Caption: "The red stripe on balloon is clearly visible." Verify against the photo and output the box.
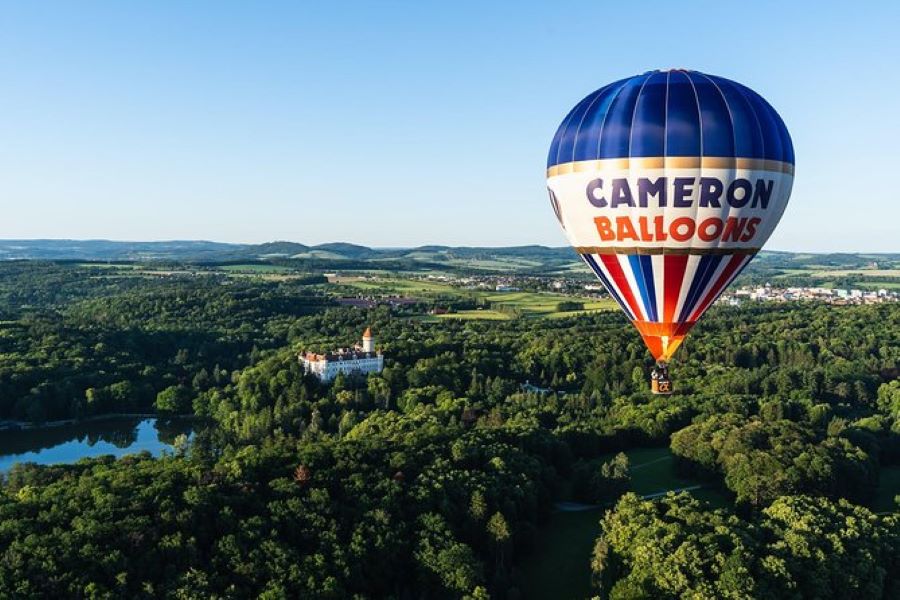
[599,254,644,321]
[663,254,689,323]
[688,254,747,321]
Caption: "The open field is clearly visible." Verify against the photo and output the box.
[484,291,607,311]
[625,447,725,506]
[331,277,458,294]
[771,268,812,277]
[81,263,330,283]
[434,309,511,320]
[217,264,299,273]
[519,508,601,600]
[860,281,900,290]
[444,257,545,271]
[807,269,900,277]
[873,466,900,513]
[333,276,617,319]
[370,252,547,271]
[77,263,143,269]
[441,292,617,320]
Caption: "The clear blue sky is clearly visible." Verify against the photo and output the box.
[1,1,897,251]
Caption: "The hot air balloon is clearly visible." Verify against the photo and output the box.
[547,69,794,394]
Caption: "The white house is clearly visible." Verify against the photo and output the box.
[300,327,384,382]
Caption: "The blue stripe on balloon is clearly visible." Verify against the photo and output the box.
[664,70,701,156]
[754,91,794,165]
[686,71,734,158]
[582,254,634,320]
[550,88,607,167]
[628,254,658,322]
[678,255,723,323]
[707,75,766,160]
[598,74,650,159]
[629,71,667,157]
[737,82,784,163]
[572,79,631,162]
[639,254,658,321]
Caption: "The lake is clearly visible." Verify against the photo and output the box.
[0,417,193,472]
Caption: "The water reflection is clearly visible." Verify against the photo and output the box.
[0,418,194,472]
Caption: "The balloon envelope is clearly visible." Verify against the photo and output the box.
[547,69,794,361]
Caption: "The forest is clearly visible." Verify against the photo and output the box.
[0,261,898,598]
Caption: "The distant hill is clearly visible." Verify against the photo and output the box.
[0,239,577,266]
[0,239,897,277]
[250,241,310,257]
[0,240,238,261]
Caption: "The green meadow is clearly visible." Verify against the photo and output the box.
[333,276,617,319]
[873,466,900,513]
[217,264,299,273]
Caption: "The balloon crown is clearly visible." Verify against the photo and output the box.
[547,70,793,168]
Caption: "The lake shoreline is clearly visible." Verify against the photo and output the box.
[0,416,197,473]
[0,412,194,432]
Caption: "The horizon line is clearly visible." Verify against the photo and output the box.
[0,237,897,255]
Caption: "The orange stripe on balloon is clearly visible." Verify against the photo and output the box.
[632,321,696,362]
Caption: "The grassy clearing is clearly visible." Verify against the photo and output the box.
[435,310,511,320]
[859,281,900,290]
[444,257,545,271]
[872,465,900,513]
[334,277,457,294]
[493,292,613,316]
[544,305,616,319]
[336,277,617,320]
[484,291,616,319]
[519,508,602,600]
[217,264,297,273]
[612,447,728,507]
[289,250,346,260]
[772,268,811,277]
[808,269,900,277]
[77,263,142,270]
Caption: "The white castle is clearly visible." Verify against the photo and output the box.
[300,327,384,382]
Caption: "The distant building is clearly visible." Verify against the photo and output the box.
[520,381,552,395]
[300,327,384,382]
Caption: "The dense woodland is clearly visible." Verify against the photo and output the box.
[0,262,898,598]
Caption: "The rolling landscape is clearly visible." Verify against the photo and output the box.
[2,238,898,281]
[3,1,899,598]
[0,245,898,598]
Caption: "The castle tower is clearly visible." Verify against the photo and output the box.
[361,327,374,353]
